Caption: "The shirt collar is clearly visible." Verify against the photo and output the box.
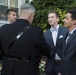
[50,25,59,32]
[69,28,76,34]
[6,21,9,24]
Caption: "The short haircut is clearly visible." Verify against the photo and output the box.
[67,9,76,20]
[6,8,17,16]
[20,3,36,14]
[48,10,60,18]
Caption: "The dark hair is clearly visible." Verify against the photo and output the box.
[67,9,76,20]
[6,8,17,16]
[48,10,59,18]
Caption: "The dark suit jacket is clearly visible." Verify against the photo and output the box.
[0,19,50,75]
[61,30,76,75]
[44,26,68,72]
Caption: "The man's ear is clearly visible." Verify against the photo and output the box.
[73,20,76,25]
[28,13,31,19]
[7,14,9,18]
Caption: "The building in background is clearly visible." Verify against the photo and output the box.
[0,0,27,26]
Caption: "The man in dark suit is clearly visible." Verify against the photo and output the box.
[0,3,50,75]
[60,9,76,75]
[44,10,68,75]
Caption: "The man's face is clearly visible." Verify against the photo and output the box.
[7,11,17,23]
[48,13,59,27]
[63,13,73,29]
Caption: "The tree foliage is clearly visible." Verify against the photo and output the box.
[31,0,76,30]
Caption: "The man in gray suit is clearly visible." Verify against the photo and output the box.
[44,10,68,75]
[60,9,76,75]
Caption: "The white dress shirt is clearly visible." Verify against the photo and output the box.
[66,28,76,43]
[50,25,61,60]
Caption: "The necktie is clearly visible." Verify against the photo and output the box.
[51,28,58,32]
[66,33,71,43]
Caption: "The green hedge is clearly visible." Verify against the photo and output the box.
[31,0,76,31]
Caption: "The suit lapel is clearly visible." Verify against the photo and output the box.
[64,30,76,53]
[56,26,62,46]
[63,32,69,53]
[47,30,54,47]
[63,42,66,53]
